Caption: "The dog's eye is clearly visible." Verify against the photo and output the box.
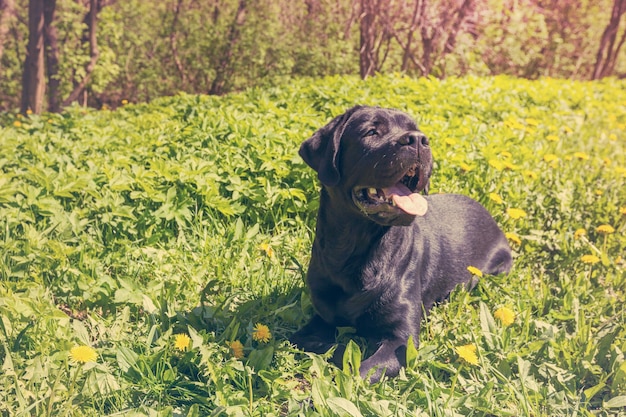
[364,129,378,137]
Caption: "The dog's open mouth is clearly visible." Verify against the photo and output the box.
[353,164,428,217]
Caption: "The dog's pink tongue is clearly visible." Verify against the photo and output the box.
[384,184,428,216]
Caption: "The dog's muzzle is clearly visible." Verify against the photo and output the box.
[352,162,429,220]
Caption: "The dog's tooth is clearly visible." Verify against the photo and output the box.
[368,188,378,196]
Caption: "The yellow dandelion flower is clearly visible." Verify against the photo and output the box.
[507,208,527,220]
[455,344,479,366]
[500,151,512,159]
[603,158,612,166]
[523,170,538,179]
[489,193,504,205]
[563,126,573,134]
[574,228,586,239]
[494,307,515,326]
[259,243,275,258]
[445,137,458,146]
[596,225,615,235]
[608,133,617,141]
[580,254,600,265]
[69,345,97,363]
[489,159,505,171]
[573,152,589,161]
[121,99,129,105]
[620,206,626,216]
[229,340,244,359]
[525,118,539,126]
[543,154,558,163]
[546,134,559,142]
[252,323,272,343]
[460,163,474,172]
[505,232,521,246]
[467,266,483,278]
[25,108,33,115]
[595,190,603,196]
[13,120,22,127]
[174,333,191,351]
[503,161,518,171]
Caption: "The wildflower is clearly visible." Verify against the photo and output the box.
[121,99,129,105]
[505,232,521,246]
[608,133,617,142]
[69,345,97,363]
[574,228,586,239]
[489,193,504,205]
[259,242,274,258]
[467,266,483,278]
[545,134,559,142]
[507,208,527,220]
[494,307,515,326]
[621,206,626,216]
[603,158,612,166]
[229,340,244,359]
[252,323,272,343]
[525,118,539,126]
[460,163,474,172]
[596,225,615,235]
[25,108,33,115]
[580,254,600,265]
[563,126,573,134]
[573,152,590,161]
[543,154,558,163]
[503,161,518,171]
[500,151,512,159]
[13,121,21,127]
[595,190,603,196]
[444,137,458,146]
[455,344,479,366]
[523,170,538,180]
[174,333,191,351]
[489,159,505,171]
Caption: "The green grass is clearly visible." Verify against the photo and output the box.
[0,74,625,416]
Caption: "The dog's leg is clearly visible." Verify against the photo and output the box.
[290,314,337,354]
[360,338,408,382]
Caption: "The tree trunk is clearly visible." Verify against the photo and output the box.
[593,0,626,79]
[62,0,100,107]
[209,0,248,95]
[170,0,187,87]
[21,0,45,114]
[359,0,378,79]
[44,0,60,112]
[0,0,16,65]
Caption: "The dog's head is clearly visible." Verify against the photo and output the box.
[300,106,433,226]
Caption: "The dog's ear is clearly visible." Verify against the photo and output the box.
[299,106,362,187]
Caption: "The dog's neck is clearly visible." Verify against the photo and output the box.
[313,188,388,271]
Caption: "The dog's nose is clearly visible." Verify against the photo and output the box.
[399,133,429,147]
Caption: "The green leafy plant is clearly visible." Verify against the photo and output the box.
[0,74,624,416]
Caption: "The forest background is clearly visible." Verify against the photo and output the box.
[1,0,626,114]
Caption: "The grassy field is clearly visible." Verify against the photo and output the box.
[0,75,625,416]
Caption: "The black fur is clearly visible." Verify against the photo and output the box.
[291,106,512,382]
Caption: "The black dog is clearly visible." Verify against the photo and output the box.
[291,106,512,382]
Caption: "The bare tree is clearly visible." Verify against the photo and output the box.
[593,0,626,79]
[359,0,394,78]
[21,0,45,114]
[62,0,100,107]
[209,0,248,95]
[44,0,60,112]
[170,0,187,86]
[0,0,16,65]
